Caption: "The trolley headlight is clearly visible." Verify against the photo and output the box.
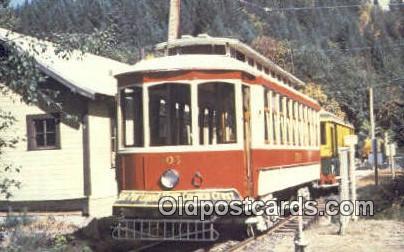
[160,169,179,189]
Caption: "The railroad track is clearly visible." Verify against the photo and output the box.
[226,216,298,252]
[217,203,326,252]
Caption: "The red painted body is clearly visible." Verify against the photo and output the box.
[118,150,247,195]
[118,149,320,198]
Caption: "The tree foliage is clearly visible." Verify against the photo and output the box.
[1,0,403,145]
[302,82,347,119]
[0,105,21,199]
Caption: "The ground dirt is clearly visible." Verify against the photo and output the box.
[1,170,403,251]
[273,170,404,252]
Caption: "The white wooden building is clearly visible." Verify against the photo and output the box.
[0,28,131,217]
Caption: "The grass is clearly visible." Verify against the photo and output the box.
[0,212,91,252]
[357,172,404,221]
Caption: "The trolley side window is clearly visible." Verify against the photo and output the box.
[264,89,274,144]
[149,84,192,146]
[121,87,144,147]
[320,122,326,145]
[198,82,237,145]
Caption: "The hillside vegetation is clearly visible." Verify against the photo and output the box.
[4,0,404,145]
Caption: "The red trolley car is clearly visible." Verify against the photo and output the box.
[112,34,321,241]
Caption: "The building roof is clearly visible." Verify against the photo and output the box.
[0,28,132,98]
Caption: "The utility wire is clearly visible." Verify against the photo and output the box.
[293,43,404,53]
[238,0,404,12]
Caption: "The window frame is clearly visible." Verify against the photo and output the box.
[198,82,238,145]
[148,83,193,147]
[26,113,61,151]
[121,86,144,147]
[320,122,327,145]
[118,81,244,152]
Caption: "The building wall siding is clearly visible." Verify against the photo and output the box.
[0,88,85,201]
[87,100,118,216]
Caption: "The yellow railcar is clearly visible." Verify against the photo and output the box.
[319,110,354,185]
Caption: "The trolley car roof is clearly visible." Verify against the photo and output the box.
[320,110,354,129]
[115,54,253,75]
[116,54,320,109]
[154,35,306,87]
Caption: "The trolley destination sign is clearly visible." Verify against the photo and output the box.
[114,189,242,207]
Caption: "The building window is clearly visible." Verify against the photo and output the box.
[27,113,61,151]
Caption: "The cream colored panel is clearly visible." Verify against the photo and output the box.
[258,164,320,196]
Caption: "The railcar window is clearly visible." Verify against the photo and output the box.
[273,93,279,144]
[263,89,270,144]
[320,122,326,145]
[167,45,226,55]
[198,83,237,144]
[213,45,226,55]
[264,89,275,144]
[298,104,304,146]
[330,126,336,155]
[304,107,309,146]
[308,108,312,146]
[288,99,294,145]
[280,97,287,145]
[149,84,192,146]
[236,51,245,62]
[230,48,236,58]
[168,48,178,55]
[248,58,254,67]
[285,98,290,145]
[294,102,299,146]
[313,110,318,146]
[180,45,211,54]
[121,87,144,147]
[264,91,268,142]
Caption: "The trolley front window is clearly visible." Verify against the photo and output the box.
[149,83,192,146]
[198,82,237,144]
[121,87,144,147]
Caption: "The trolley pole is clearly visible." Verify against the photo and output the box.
[369,87,378,185]
[168,0,181,42]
